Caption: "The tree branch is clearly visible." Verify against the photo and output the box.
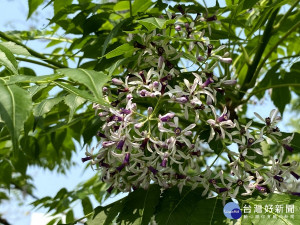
[0,216,11,225]
[16,57,58,70]
[0,31,67,69]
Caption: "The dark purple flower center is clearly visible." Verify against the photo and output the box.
[148,166,158,175]
[207,44,213,56]
[290,171,300,180]
[209,179,217,185]
[190,151,201,157]
[123,153,130,165]
[283,144,293,153]
[106,185,114,194]
[218,114,228,122]
[240,128,246,135]
[116,140,125,150]
[239,155,245,162]
[265,117,271,125]
[216,187,228,193]
[97,132,107,138]
[81,156,92,163]
[247,138,255,146]
[237,179,244,186]
[206,15,217,22]
[140,138,149,150]
[255,185,267,193]
[161,158,168,167]
[174,127,182,136]
[175,173,186,179]
[157,46,165,56]
[120,108,131,115]
[273,175,284,182]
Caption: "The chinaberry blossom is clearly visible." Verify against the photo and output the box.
[81,11,298,205]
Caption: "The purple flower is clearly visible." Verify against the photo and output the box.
[283,144,293,152]
[160,158,168,167]
[217,113,228,123]
[97,132,106,138]
[120,108,131,114]
[202,77,214,88]
[273,175,284,182]
[175,25,181,31]
[207,44,213,57]
[175,173,186,180]
[255,185,267,193]
[148,166,158,175]
[160,112,175,122]
[219,57,232,64]
[123,153,130,165]
[112,78,123,85]
[175,96,188,104]
[116,140,125,150]
[140,138,149,150]
[103,141,115,148]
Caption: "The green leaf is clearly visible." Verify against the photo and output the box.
[82,197,93,215]
[0,81,32,150]
[57,68,110,105]
[155,186,225,225]
[0,160,12,188]
[132,0,153,16]
[64,94,86,122]
[33,97,64,117]
[96,18,131,68]
[83,116,102,144]
[137,17,166,31]
[116,185,161,224]
[241,194,300,224]
[140,185,161,225]
[7,74,61,84]
[0,44,18,74]
[54,0,72,14]
[105,43,135,59]
[239,0,260,11]
[87,206,108,225]
[0,42,31,56]
[53,81,105,104]
[271,85,291,115]
[27,0,44,19]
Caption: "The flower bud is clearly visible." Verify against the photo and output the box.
[175,25,181,31]
[219,57,232,64]
[112,78,123,85]
[147,107,153,115]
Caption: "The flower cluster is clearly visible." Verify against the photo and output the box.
[82,10,299,204]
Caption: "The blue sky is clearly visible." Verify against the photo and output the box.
[0,0,296,224]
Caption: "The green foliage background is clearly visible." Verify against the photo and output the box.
[0,0,299,224]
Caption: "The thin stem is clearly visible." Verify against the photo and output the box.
[33,36,73,43]
[242,83,300,104]
[0,31,67,69]
[16,57,58,69]
[209,148,225,168]
[129,0,133,17]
